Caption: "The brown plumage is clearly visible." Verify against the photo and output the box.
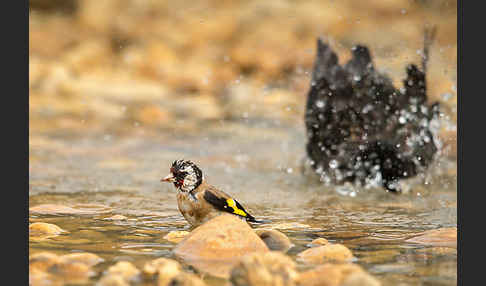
[161,160,258,227]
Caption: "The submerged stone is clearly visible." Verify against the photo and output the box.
[304,29,440,192]
[405,227,457,248]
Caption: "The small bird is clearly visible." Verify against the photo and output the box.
[161,159,260,227]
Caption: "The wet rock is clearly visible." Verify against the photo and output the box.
[30,252,61,273]
[29,252,101,285]
[166,272,206,286]
[142,257,206,286]
[173,213,269,278]
[29,203,112,215]
[48,260,94,280]
[297,244,354,264]
[97,275,130,286]
[296,263,380,286]
[29,269,58,286]
[405,227,457,248]
[255,229,293,252]
[164,230,190,243]
[142,257,181,280]
[29,222,67,237]
[230,251,298,286]
[58,252,104,267]
[309,238,329,247]
[104,214,128,221]
[304,30,440,192]
[99,261,141,286]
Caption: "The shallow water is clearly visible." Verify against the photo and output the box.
[29,119,457,285]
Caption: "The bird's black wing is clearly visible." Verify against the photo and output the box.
[203,190,257,222]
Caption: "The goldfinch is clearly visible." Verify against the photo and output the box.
[161,159,260,227]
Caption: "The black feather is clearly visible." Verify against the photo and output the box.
[203,190,257,222]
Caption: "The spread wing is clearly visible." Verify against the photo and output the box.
[203,189,256,222]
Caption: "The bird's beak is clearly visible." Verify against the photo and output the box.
[161,173,176,183]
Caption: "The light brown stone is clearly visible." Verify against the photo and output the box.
[230,251,298,286]
[173,213,269,278]
[297,244,354,264]
[163,230,190,243]
[29,252,100,285]
[29,222,67,237]
[59,252,104,267]
[296,264,380,286]
[104,215,128,221]
[101,261,141,284]
[255,229,293,252]
[29,252,60,273]
[310,238,329,247]
[165,272,206,286]
[142,257,181,281]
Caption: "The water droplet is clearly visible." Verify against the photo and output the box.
[286,168,293,174]
[329,159,339,169]
[315,100,325,108]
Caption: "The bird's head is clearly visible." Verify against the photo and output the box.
[161,160,203,192]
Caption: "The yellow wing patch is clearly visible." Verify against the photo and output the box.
[226,199,247,217]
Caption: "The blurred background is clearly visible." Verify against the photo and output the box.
[29,0,456,150]
[29,1,457,285]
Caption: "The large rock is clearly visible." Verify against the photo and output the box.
[173,213,269,278]
[304,30,440,192]
[230,251,298,286]
[297,244,354,264]
[296,263,381,286]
